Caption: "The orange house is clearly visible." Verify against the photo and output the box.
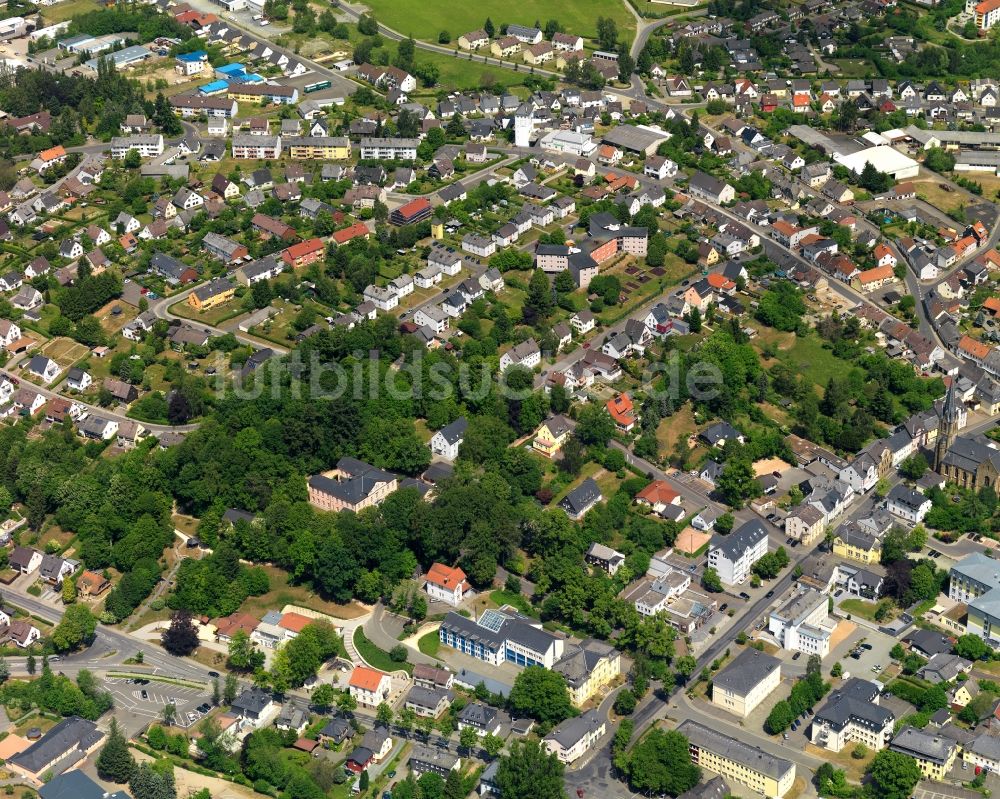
[606,393,637,432]
[282,238,325,268]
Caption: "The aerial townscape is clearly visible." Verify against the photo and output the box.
[5,0,1000,797]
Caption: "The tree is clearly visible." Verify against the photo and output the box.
[161,610,199,656]
[129,762,176,799]
[765,699,796,734]
[228,630,265,672]
[955,634,991,661]
[26,654,35,675]
[525,268,554,320]
[459,725,478,753]
[717,459,762,507]
[97,718,136,783]
[701,567,723,593]
[575,404,615,446]
[312,683,336,712]
[596,16,618,50]
[483,732,504,758]
[899,453,928,480]
[868,749,922,799]
[62,575,77,604]
[624,729,700,796]
[376,702,394,726]
[508,666,573,724]
[52,604,97,652]
[224,673,238,705]
[484,17,495,37]
[495,740,565,799]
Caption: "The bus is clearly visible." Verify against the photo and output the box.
[304,80,331,93]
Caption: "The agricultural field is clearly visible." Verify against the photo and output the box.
[358,0,635,46]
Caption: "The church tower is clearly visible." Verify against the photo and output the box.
[934,379,961,473]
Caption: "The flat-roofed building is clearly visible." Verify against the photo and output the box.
[768,588,834,657]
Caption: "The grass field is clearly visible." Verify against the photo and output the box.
[755,328,860,389]
[411,50,527,93]
[359,0,635,45]
[40,0,101,23]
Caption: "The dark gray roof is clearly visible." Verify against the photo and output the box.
[890,726,957,765]
[231,687,273,715]
[308,458,396,505]
[39,770,130,799]
[436,417,468,445]
[814,678,892,732]
[405,685,452,709]
[560,477,602,516]
[10,716,103,773]
[677,776,731,799]
[457,702,498,728]
[711,519,768,561]
[712,647,780,696]
[544,709,603,749]
[678,720,793,780]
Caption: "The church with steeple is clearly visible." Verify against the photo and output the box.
[936,379,1000,491]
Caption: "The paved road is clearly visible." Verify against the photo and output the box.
[0,364,199,434]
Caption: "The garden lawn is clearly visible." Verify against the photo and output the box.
[489,589,537,617]
[360,0,635,45]
[417,630,440,657]
[354,627,413,674]
[838,598,879,621]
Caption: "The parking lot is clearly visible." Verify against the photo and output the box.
[104,676,212,731]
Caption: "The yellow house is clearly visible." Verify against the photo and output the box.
[711,648,782,718]
[832,528,881,565]
[949,680,977,708]
[284,137,351,160]
[679,720,795,799]
[890,727,957,781]
[553,640,621,707]
[188,278,236,311]
[431,219,444,240]
[532,414,574,458]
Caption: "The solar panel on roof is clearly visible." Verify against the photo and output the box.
[477,609,507,633]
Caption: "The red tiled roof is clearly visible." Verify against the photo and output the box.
[349,666,388,692]
[636,480,680,506]
[426,563,468,590]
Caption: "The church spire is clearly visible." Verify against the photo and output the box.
[934,379,960,472]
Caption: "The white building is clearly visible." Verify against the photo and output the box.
[499,338,541,371]
[885,485,932,524]
[424,563,470,607]
[811,679,894,753]
[110,134,164,159]
[768,588,835,657]
[348,666,392,707]
[707,520,769,585]
[429,417,466,461]
[538,129,598,157]
[543,711,605,764]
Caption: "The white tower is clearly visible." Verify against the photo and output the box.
[514,103,533,148]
